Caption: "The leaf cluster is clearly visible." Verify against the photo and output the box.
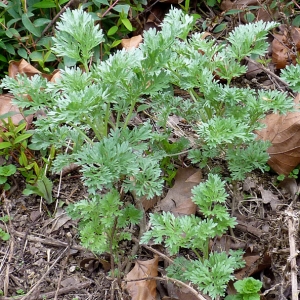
[67,189,142,254]
[167,250,245,299]
[225,277,262,300]
[141,174,243,298]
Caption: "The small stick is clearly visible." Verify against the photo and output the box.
[244,57,291,90]
[286,209,299,300]
[0,281,91,300]
[0,225,88,252]
[54,234,72,300]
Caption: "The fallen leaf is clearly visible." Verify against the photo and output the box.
[242,177,257,192]
[257,94,300,175]
[158,167,202,216]
[121,35,143,50]
[271,26,300,69]
[0,93,33,126]
[60,276,80,287]
[278,177,298,198]
[145,4,169,31]
[125,256,159,300]
[258,186,281,210]
[141,195,160,212]
[80,257,110,272]
[234,250,271,280]
[48,208,72,233]
[258,186,278,204]
[8,59,41,78]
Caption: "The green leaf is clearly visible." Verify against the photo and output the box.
[93,0,109,5]
[213,23,227,33]
[0,142,12,149]
[0,176,7,184]
[107,25,119,36]
[245,12,255,23]
[121,18,133,31]
[292,15,300,27]
[33,0,56,8]
[0,54,7,62]
[18,48,28,59]
[112,4,130,14]
[137,104,150,112]
[0,229,10,241]
[23,175,53,204]
[0,165,16,176]
[225,9,244,15]
[22,13,42,37]
[111,39,122,48]
[36,175,53,204]
[33,18,51,27]
[5,28,20,38]
[206,0,216,7]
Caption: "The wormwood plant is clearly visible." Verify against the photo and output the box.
[141,174,245,299]
[0,7,295,298]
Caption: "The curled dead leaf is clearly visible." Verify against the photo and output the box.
[125,256,159,300]
[257,94,300,175]
[158,167,202,216]
[271,25,300,69]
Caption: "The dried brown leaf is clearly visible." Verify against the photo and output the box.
[257,94,300,175]
[271,26,300,69]
[278,177,298,197]
[234,251,271,280]
[125,256,159,300]
[0,93,33,126]
[258,186,281,210]
[79,257,110,272]
[158,167,202,216]
[121,35,143,50]
[8,59,41,78]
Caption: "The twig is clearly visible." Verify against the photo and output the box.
[4,238,14,297]
[54,234,72,300]
[286,209,299,300]
[21,247,69,300]
[244,57,291,90]
[138,239,174,265]
[0,281,92,300]
[0,225,88,252]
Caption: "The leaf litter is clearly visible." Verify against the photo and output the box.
[1,2,300,300]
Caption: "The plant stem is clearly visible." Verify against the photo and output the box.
[123,98,137,129]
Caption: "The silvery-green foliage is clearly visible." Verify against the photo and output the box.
[0,7,296,299]
[51,8,104,70]
[281,64,300,92]
[141,174,242,299]
[226,20,278,61]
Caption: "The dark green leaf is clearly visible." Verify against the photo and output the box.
[213,23,227,33]
[22,13,42,37]
[33,0,56,8]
